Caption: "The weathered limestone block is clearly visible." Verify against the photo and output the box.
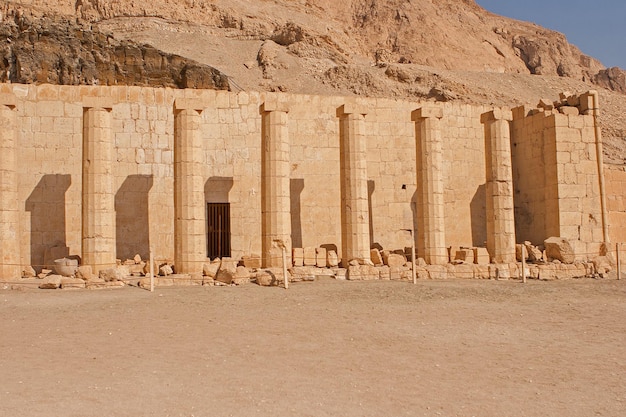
[347,265,378,280]
[39,275,62,289]
[472,264,491,279]
[61,277,86,289]
[593,256,612,276]
[544,237,575,264]
[454,249,473,263]
[202,262,220,278]
[537,265,559,281]
[233,266,251,285]
[215,258,238,284]
[22,266,36,278]
[378,265,390,280]
[100,267,125,282]
[389,266,406,280]
[385,253,406,267]
[159,264,174,276]
[315,247,327,268]
[327,250,339,268]
[425,265,447,279]
[303,247,316,266]
[473,248,490,265]
[370,248,383,266]
[454,264,474,279]
[292,248,304,267]
[524,241,543,263]
[515,244,528,262]
[241,255,262,269]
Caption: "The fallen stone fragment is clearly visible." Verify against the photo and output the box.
[544,237,575,264]
[39,275,62,289]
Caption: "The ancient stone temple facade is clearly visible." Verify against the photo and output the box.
[0,83,618,279]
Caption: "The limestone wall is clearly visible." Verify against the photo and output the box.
[511,98,603,258]
[0,83,610,276]
[606,167,626,244]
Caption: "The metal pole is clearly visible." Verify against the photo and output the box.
[411,231,417,285]
[617,243,621,280]
[149,251,155,292]
[521,247,526,284]
[282,245,289,289]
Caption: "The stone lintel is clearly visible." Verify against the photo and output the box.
[174,98,205,112]
[83,96,114,111]
[336,103,367,117]
[0,93,16,108]
[261,101,290,113]
[481,108,513,123]
[411,106,443,121]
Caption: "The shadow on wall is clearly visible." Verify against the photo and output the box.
[25,174,72,273]
[290,178,304,248]
[470,183,487,247]
[115,175,154,261]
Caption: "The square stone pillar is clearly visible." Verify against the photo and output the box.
[337,104,370,266]
[0,94,20,280]
[82,97,117,273]
[412,106,448,265]
[261,101,292,268]
[481,108,516,263]
[174,99,206,274]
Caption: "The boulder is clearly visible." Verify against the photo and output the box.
[386,253,406,268]
[544,237,575,264]
[524,241,543,263]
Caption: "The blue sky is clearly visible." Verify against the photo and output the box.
[475,0,626,69]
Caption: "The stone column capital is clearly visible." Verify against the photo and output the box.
[174,98,205,113]
[481,108,513,123]
[336,103,367,117]
[411,106,443,121]
[83,96,114,111]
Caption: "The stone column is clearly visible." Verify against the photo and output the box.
[261,101,292,268]
[0,94,20,280]
[174,99,206,274]
[481,108,516,263]
[82,97,117,272]
[337,104,370,266]
[411,106,447,265]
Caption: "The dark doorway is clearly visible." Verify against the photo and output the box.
[207,203,231,259]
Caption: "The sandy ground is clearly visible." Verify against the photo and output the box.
[1,278,625,417]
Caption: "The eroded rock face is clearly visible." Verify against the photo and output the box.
[0,13,229,89]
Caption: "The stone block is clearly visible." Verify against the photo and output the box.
[316,247,327,268]
[454,248,473,263]
[61,277,86,289]
[100,267,124,282]
[425,265,447,279]
[347,265,378,280]
[327,250,339,267]
[473,247,490,265]
[76,265,93,281]
[241,255,262,269]
[22,266,36,278]
[524,242,543,263]
[544,237,575,264]
[559,106,579,116]
[370,248,383,266]
[292,248,304,267]
[202,262,220,278]
[39,275,62,289]
[215,258,238,284]
[303,247,316,266]
[387,253,406,267]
